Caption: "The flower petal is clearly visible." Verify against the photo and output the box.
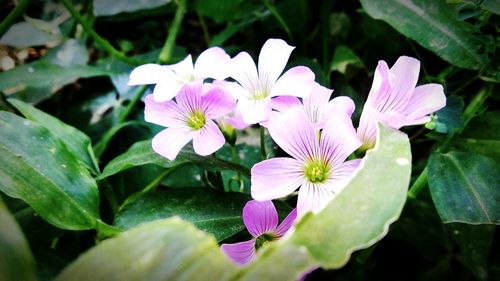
[251,157,305,201]
[270,96,302,112]
[201,87,236,119]
[271,66,315,98]
[296,182,335,217]
[267,108,319,161]
[221,239,256,266]
[325,96,355,118]
[230,51,258,93]
[144,94,185,127]
[227,112,250,130]
[194,47,231,80]
[128,63,175,85]
[237,98,272,125]
[326,159,362,193]
[243,200,279,237]
[152,80,184,102]
[151,127,195,160]
[403,83,446,124]
[258,38,294,88]
[192,120,225,156]
[175,83,203,113]
[275,208,297,237]
[168,54,194,77]
[303,84,333,128]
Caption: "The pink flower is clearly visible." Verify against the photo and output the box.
[251,107,362,217]
[221,200,297,265]
[226,38,316,124]
[128,47,231,102]
[144,82,235,160]
[357,56,446,149]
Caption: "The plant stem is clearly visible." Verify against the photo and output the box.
[59,0,142,65]
[118,86,147,123]
[197,12,210,45]
[263,0,293,43]
[407,167,428,199]
[0,0,32,38]
[260,126,268,160]
[159,0,187,64]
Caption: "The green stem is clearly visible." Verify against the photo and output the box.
[118,85,146,121]
[197,12,210,45]
[407,167,428,199]
[260,126,268,160]
[59,0,142,65]
[0,0,32,38]
[263,0,293,42]
[159,0,186,64]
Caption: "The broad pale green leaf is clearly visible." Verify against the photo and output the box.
[0,21,61,48]
[453,111,500,160]
[114,188,250,241]
[8,99,99,174]
[93,0,172,17]
[56,218,237,281]
[98,140,250,179]
[0,112,100,230]
[359,0,488,70]
[428,151,500,224]
[0,199,37,281]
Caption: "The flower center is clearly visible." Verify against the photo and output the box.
[254,233,276,250]
[251,90,268,100]
[186,111,206,130]
[184,74,196,82]
[304,160,329,183]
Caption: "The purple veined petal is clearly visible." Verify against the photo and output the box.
[168,54,195,77]
[251,157,305,201]
[237,98,272,125]
[365,60,391,108]
[194,47,231,80]
[356,104,381,146]
[151,127,196,160]
[230,51,259,92]
[226,112,250,130]
[258,39,295,89]
[325,159,362,194]
[320,111,362,167]
[267,108,320,161]
[403,83,446,123]
[274,208,298,237]
[296,181,336,217]
[243,200,279,237]
[325,96,356,118]
[128,63,175,85]
[175,83,203,113]
[302,84,333,128]
[152,80,185,102]
[220,239,256,266]
[144,94,185,128]
[271,66,315,98]
[270,96,302,112]
[192,120,225,156]
[201,87,236,119]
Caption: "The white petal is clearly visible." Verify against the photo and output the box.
[194,47,231,80]
[271,66,315,98]
[237,98,272,125]
[151,127,196,160]
[128,64,175,85]
[230,51,259,92]
[152,81,184,102]
[296,182,335,217]
[169,54,195,77]
[258,38,295,88]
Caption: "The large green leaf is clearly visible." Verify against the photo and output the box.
[453,111,500,160]
[114,188,250,241]
[9,99,99,174]
[93,0,173,17]
[98,140,250,179]
[0,112,100,230]
[0,199,37,281]
[428,151,500,224]
[359,0,488,70]
[56,218,237,281]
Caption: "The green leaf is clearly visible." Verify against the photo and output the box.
[43,39,89,66]
[0,199,37,281]
[98,140,250,179]
[431,95,464,135]
[453,111,500,160]
[428,151,500,224]
[0,20,61,48]
[0,112,100,230]
[359,0,489,70]
[93,0,173,17]
[8,98,99,175]
[194,0,245,23]
[114,188,250,241]
[56,218,237,281]
[330,45,364,74]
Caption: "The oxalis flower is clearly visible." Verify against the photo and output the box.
[221,200,297,265]
[226,38,316,124]
[357,56,446,150]
[144,82,235,160]
[129,47,231,102]
[251,107,362,217]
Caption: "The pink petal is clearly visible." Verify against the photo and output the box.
[201,87,236,119]
[151,127,196,160]
[168,54,195,77]
[175,83,203,113]
[271,66,315,98]
[144,94,185,128]
[221,239,256,266]
[230,51,258,93]
[251,157,305,201]
[194,47,231,80]
[192,120,225,156]
[267,108,319,162]
[152,80,184,102]
[365,60,391,108]
[297,182,335,217]
[326,159,362,193]
[275,208,298,237]
[237,98,272,125]
[325,96,356,118]
[270,96,302,112]
[356,104,380,146]
[243,200,279,237]
[128,63,175,85]
[403,83,446,124]
[227,112,250,130]
[303,84,333,128]
[258,39,295,88]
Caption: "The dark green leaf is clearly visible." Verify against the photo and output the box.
[93,0,173,17]
[330,45,364,74]
[0,112,100,230]
[114,188,250,241]
[0,21,61,48]
[430,95,464,135]
[194,0,245,23]
[8,99,99,175]
[98,140,250,179]
[428,151,500,224]
[360,0,489,69]
[0,199,37,281]
[453,111,500,160]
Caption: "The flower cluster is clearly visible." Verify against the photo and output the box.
[129,38,446,266]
